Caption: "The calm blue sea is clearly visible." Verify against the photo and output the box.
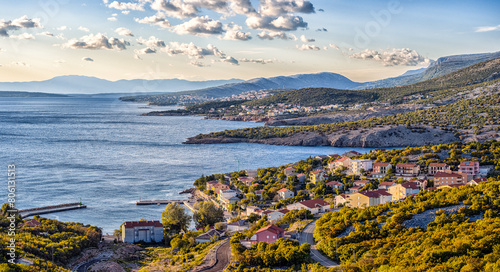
[0,96,374,233]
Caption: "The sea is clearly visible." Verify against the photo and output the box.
[0,96,375,234]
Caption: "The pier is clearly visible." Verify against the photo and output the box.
[135,200,186,205]
[18,203,87,218]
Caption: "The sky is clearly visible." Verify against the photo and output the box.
[0,0,499,83]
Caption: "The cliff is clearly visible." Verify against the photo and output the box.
[184,125,464,147]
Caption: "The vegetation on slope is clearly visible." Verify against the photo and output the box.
[194,92,500,140]
[0,205,101,271]
[314,179,500,272]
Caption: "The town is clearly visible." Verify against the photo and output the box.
[111,141,495,271]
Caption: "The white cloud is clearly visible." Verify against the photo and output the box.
[10,33,35,40]
[300,34,314,42]
[329,43,339,50]
[82,57,94,62]
[475,24,500,32]
[108,17,118,21]
[246,14,307,31]
[122,10,130,15]
[0,15,42,37]
[257,30,296,40]
[162,42,225,59]
[57,26,67,31]
[150,0,199,19]
[349,48,431,66]
[239,58,274,64]
[172,16,223,36]
[258,0,315,17]
[229,0,256,15]
[222,24,251,41]
[78,26,90,32]
[220,56,239,65]
[62,33,130,50]
[11,61,30,67]
[135,47,157,55]
[297,44,320,51]
[115,27,134,36]
[190,60,207,67]
[107,1,145,11]
[38,31,54,37]
[135,15,171,28]
[137,36,166,47]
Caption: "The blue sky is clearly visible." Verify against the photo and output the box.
[0,0,499,82]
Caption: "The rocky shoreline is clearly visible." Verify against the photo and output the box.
[184,125,500,147]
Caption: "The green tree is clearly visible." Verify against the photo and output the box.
[161,202,191,236]
[193,201,224,228]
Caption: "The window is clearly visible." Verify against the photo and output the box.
[267,235,269,239]
[273,236,275,239]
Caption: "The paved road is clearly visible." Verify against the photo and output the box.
[74,251,113,272]
[204,240,231,272]
[300,220,339,268]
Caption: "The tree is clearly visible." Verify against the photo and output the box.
[161,202,191,236]
[193,201,224,228]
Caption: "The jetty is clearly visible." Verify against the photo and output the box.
[18,203,87,218]
[135,199,186,205]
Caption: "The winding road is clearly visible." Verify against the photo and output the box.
[299,220,338,268]
[203,239,232,272]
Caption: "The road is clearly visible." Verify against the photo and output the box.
[204,239,231,272]
[74,250,114,272]
[300,220,339,268]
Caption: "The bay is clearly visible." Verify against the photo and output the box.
[0,96,374,233]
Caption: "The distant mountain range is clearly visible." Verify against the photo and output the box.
[0,76,243,95]
[0,51,499,97]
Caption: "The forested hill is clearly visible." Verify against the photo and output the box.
[245,58,500,107]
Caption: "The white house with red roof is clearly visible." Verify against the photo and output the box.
[286,198,331,214]
[326,181,344,190]
[350,159,373,175]
[372,162,392,178]
[329,157,352,171]
[250,224,285,244]
[238,176,256,186]
[378,181,395,189]
[122,220,163,243]
[284,166,297,177]
[277,188,294,200]
[396,163,420,176]
[262,209,289,222]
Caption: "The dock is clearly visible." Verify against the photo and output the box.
[135,200,186,205]
[18,203,87,218]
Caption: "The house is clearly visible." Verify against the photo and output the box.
[353,180,370,188]
[219,188,237,199]
[209,181,230,195]
[349,186,362,193]
[371,149,386,153]
[343,151,362,158]
[328,154,340,159]
[21,218,42,228]
[250,224,285,244]
[309,170,326,184]
[262,209,289,222]
[326,181,344,190]
[286,198,331,215]
[434,171,468,187]
[284,166,297,177]
[238,177,256,186]
[347,190,391,209]
[372,162,392,178]
[428,163,450,175]
[350,160,373,175]
[246,206,262,216]
[122,220,164,243]
[409,178,428,189]
[195,229,224,243]
[245,169,259,178]
[378,181,395,190]
[388,182,420,201]
[396,163,420,176]
[277,188,294,200]
[468,178,488,186]
[227,220,250,233]
[329,157,352,171]
[459,161,480,176]
[296,173,306,183]
[255,189,265,197]
[335,194,351,207]
[315,155,329,161]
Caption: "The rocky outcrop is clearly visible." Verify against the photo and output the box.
[184,125,463,147]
